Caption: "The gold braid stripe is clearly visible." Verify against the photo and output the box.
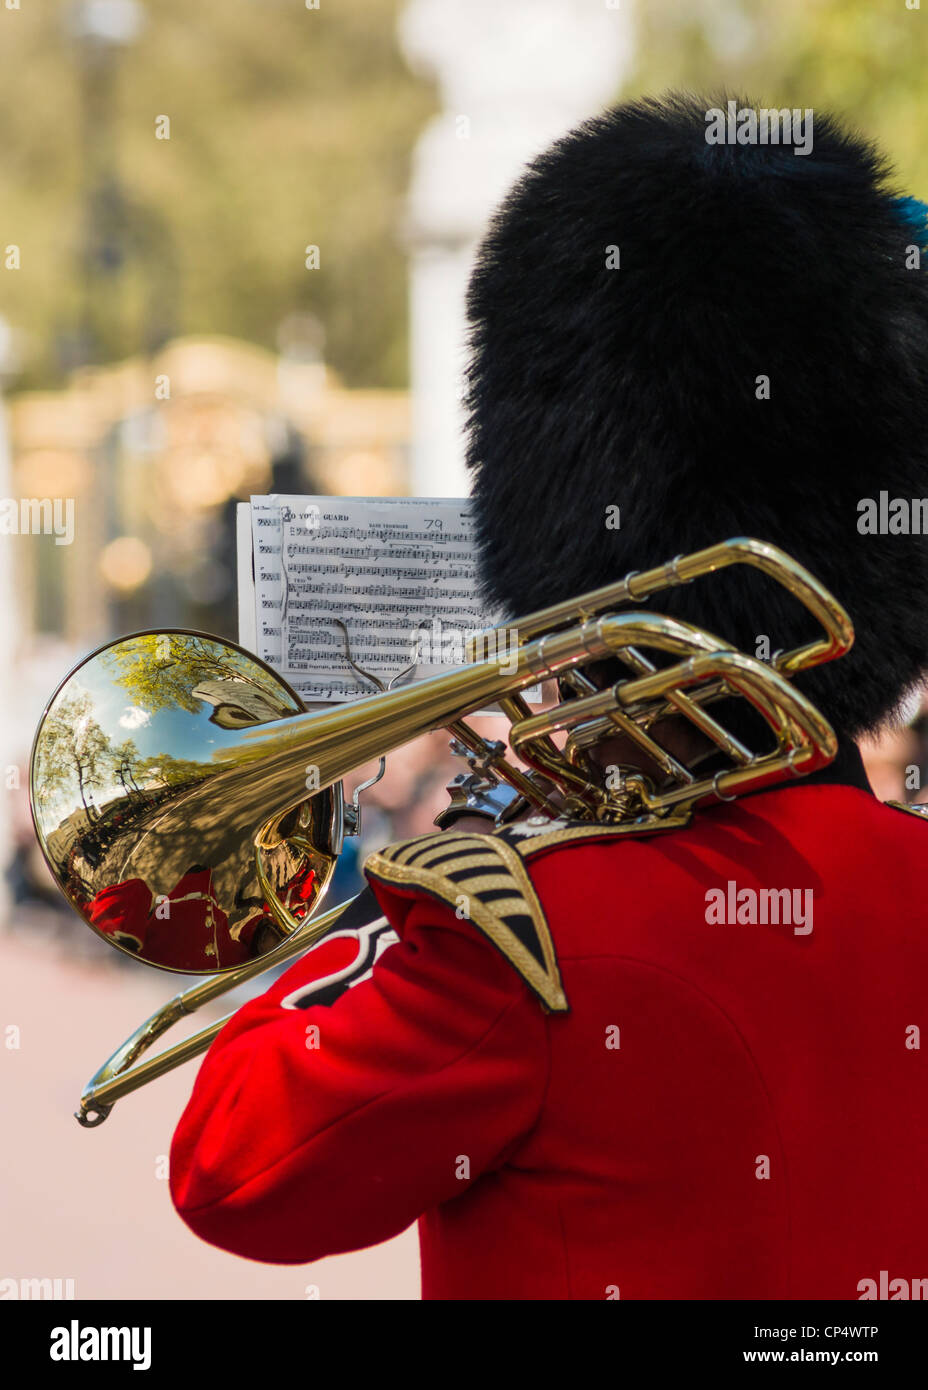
[503,813,692,859]
[364,831,568,1013]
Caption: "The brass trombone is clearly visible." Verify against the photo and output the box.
[28,537,853,1126]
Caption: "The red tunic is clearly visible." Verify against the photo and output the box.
[86,868,262,971]
[169,777,928,1299]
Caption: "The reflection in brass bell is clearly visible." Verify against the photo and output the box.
[30,631,342,974]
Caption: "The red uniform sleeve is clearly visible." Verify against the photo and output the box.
[169,891,549,1263]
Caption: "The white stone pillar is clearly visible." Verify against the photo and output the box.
[400,0,636,497]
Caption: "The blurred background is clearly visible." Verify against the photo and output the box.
[1,0,926,1301]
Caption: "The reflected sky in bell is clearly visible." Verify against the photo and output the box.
[33,636,301,829]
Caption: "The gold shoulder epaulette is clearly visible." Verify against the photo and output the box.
[364,828,569,1012]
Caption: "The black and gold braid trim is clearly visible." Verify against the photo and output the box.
[364,830,569,1013]
[493,811,691,860]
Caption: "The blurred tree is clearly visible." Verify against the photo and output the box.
[0,0,436,388]
[3,3,921,392]
[625,0,927,199]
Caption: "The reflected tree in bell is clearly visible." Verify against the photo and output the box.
[35,691,111,822]
[103,634,293,718]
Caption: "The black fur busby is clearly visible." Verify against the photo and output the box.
[464,92,928,737]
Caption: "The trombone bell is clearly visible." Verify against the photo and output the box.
[30,632,343,975]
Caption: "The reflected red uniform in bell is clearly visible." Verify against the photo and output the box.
[86,868,260,971]
[169,780,928,1299]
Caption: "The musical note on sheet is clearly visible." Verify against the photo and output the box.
[246,495,537,706]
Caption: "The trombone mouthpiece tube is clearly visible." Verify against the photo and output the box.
[524,619,616,681]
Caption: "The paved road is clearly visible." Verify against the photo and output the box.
[0,913,419,1300]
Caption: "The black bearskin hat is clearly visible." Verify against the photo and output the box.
[464,92,928,738]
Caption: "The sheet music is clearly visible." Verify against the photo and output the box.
[247,494,535,706]
[249,494,289,672]
[235,503,257,654]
